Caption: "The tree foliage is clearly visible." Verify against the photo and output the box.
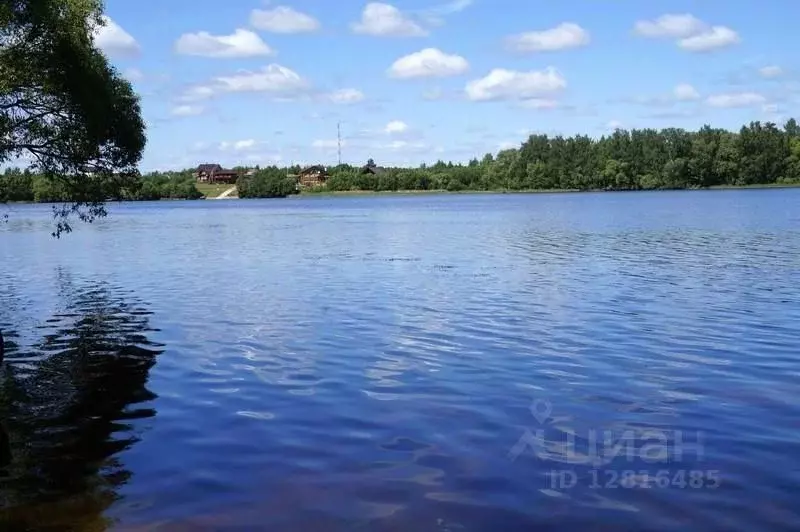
[237,167,297,198]
[309,120,800,193]
[1,0,146,235]
[1,166,203,202]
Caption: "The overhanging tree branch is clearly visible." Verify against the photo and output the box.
[1,0,146,236]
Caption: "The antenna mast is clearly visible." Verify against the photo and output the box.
[337,122,342,166]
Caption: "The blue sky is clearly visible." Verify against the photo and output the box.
[93,0,799,171]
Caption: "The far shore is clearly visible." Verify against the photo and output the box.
[2,182,799,207]
[294,182,800,198]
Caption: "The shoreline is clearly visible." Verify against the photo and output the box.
[2,182,799,206]
[295,182,800,197]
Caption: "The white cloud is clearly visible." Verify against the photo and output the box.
[506,23,590,52]
[385,120,409,134]
[673,83,700,101]
[213,64,309,94]
[759,65,783,79]
[219,139,260,151]
[175,29,274,58]
[170,105,204,117]
[179,85,216,102]
[388,48,469,79]
[352,3,427,37]
[635,14,739,52]
[763,103,779,114]
[181,64,311,101]
[93,16,140,57]
[250,6,320,33]
[678,26,739,52]
[465,67,566,102]
[706,92,766,108]
[634,14,705,38]
[328,88,365,104]
[607,120,624,130]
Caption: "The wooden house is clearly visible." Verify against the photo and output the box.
[297,165,328,188]
[195,163,240,184]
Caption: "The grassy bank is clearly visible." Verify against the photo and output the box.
[195,183,236,198]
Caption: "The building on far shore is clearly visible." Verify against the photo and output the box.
[295,165,329,188]
[360,161,386,175]
[195,163,240,184]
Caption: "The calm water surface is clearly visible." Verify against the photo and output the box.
[1,191,799,531]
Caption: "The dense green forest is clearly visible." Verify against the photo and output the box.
[0,169,203,202]
[312,119,800,193]
[242,119,800,196]
[3,119,800,202]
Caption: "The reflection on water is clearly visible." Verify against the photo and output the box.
[0,274,163,530]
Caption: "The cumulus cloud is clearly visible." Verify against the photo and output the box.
[388,48,469,79]
[673,83,700,101]
[606,120,624,131]
[180,64,311,101]
[175,29,275,58]
[178,85,216,103]
[506,23,590,52]
[215,65,309,93]
[634,14,705,38]
[759,65,783,79]
[678,27,740,52]
[706,92,766,108]
[465,67,566,102]
[250,6,321,33]
[93,16,140,57]
[384,120,409,134]
[352,3,427,37]
[634,14,739,52]
[328,88,366,104]
[170,105,204,117]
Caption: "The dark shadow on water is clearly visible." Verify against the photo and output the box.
[0,274,164,531]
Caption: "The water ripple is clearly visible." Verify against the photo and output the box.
[1,191,799,530]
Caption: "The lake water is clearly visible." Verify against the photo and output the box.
[1,190,799,531]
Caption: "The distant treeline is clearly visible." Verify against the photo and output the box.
[243,119,800,196]
[318,119,800,193]
[0,169,203,202]
[3,119,800,202]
